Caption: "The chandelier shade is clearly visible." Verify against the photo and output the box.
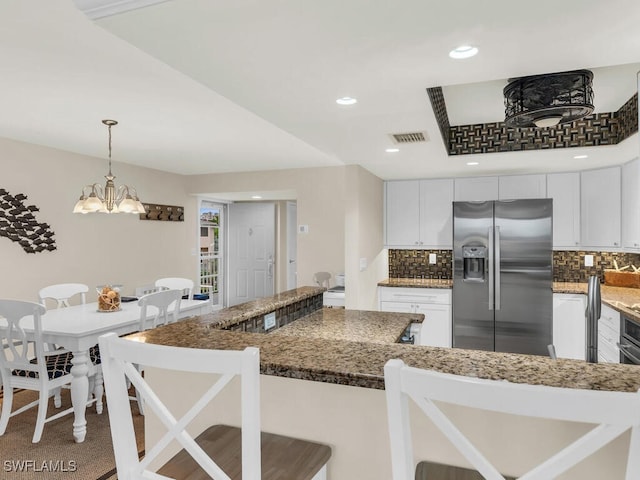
[503,70,594,128]
[73,119,145,214]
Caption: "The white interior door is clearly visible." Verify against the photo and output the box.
[227,202,275,306]
[287,202,297,290]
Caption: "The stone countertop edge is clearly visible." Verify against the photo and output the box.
[125,284,640,394]
[194,285,326,329]
[129,319,640,393]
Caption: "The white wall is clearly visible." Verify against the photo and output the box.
[0,136,196,301]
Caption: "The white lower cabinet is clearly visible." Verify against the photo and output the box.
[379,287,452,347]
[552,294,586,360]
[598,304,620,363]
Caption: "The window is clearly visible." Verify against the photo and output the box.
[199,201,224,308]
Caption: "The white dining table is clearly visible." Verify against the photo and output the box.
[0,298,210,443]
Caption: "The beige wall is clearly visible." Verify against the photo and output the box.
[147,368,628,480]
[188,165,385,307]
[344,165,386,310]
[0,137,385,306]
[187,167,348,290]
[0,136,197,301]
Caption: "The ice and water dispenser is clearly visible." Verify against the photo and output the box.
[462,245,486,282]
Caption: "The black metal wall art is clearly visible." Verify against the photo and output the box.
[0,188,56,253]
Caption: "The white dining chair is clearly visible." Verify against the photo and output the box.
[131,288,183,415]
[384,359,640,480]
[38,282,99,409]
[38,283,89,309]
[155,277,194,300]
[98,332,331,479]
[137,288,183,331]
[0,299,102,443]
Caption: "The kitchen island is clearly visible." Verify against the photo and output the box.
[131,287,640,479]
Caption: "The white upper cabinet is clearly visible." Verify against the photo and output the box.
[385,180,420,247]
[580,166,621,249]
[622,158,640,250]
[547,172,581,248]
[454,176,499,201]
[419,178,454,248]
[385,179,453,248]
[499,174,547,199]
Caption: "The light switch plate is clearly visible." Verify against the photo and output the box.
[428,253,437,264]
[298,224,309,234]
[264,312,276,330]
[359,257,368,271]
[584,255,594,267]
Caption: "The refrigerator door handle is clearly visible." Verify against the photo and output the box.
[495,226,501,311]
[488,227,494,310]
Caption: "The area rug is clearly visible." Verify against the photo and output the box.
[0,389,144,480]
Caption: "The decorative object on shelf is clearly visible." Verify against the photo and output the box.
[73,119,145,214]
[0,188,56,254]
[503,69,594,128]
[97,285,121,312]
[139,203,184,221]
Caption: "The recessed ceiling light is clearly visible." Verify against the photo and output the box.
[385,148,400,153]
[251,195,262,199]
[466,161,479,166]
[449,45,478,59]
[573,154,588,159]
[336,96,357,106]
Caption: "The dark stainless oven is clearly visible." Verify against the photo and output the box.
[618,315,640,365]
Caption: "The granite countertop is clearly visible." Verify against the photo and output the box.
[195,286,325,329]
[554,282,640,322]
[380,278,640,322]
[271,308,423,344]
[378,278,453,288]
[125,283,640,394]
[129,315,640,393]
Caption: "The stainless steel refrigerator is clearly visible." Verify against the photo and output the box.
[452,199,553,356]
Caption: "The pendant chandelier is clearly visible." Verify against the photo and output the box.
[73,119,145,214]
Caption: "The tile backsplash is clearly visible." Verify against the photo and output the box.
[388,249,640,283]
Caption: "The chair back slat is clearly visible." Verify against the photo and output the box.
[98,333,261,480]
[137,289,183,331]
[155,277,194,301]
[384,359,640,480]
[0,300,47,378]
[38,283,88,309]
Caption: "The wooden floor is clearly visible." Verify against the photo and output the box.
[157,424,331,480]
[415,461,516,480]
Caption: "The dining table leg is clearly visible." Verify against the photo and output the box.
[70,349,90,443]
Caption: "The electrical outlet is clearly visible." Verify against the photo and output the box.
[428,253,437,264]
[264,312,276,330]
[584,255,594,267]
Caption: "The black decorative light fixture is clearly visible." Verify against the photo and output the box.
[73,120,145,214]
[503,69,594,128]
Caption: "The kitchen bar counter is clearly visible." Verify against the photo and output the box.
[130,307,640,393]
[138,288,640,479]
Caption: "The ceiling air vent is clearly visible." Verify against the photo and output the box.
[389,131,429,144]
